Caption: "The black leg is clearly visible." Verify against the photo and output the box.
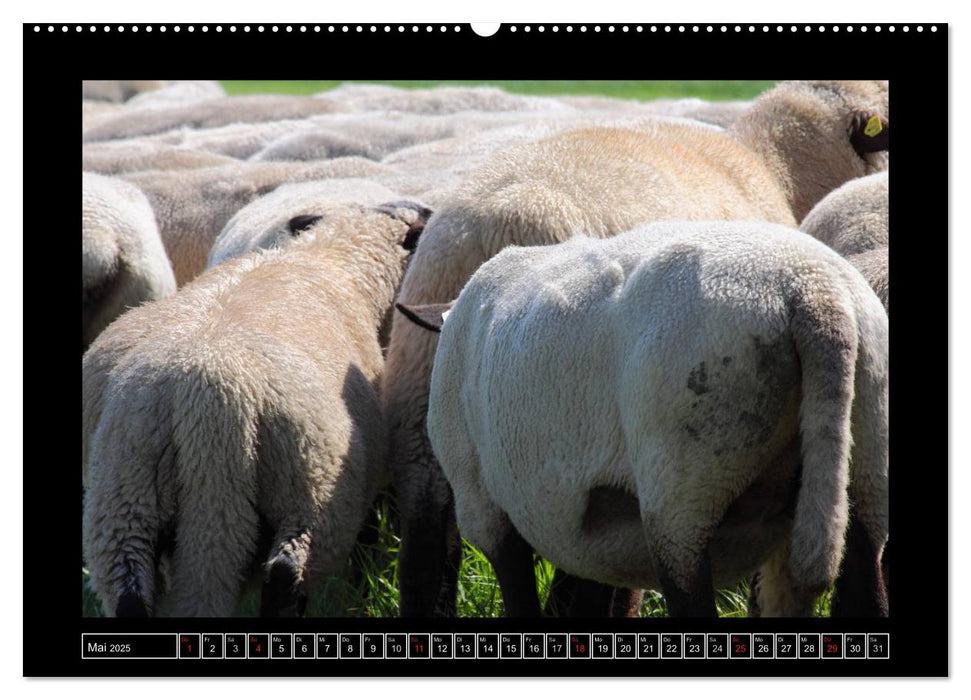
[656,549,718,618]
[832,516,889,617]
[398,477,457,618]
[491,527,541,618]
[609,587,644,618]
[260,552,306,617]
[543,568,577,616]
[567,579,616,617]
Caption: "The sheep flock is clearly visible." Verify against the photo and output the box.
[81,79,890,618]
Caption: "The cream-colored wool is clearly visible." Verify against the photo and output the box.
[82,173,176,349]
[82,141,239,175]
[848,247,889,310]
[207,179,402,267]
[316,83,572,115]
[123,157,393,285]
[82,100,127,131]
[730,81,889,222]
[82,80,175,103]
[124,81,226,109]
[82,205,424,617]
[800,172,889,256]
[382,79,889,616]
[82,95,340,143]
[132,119,321,159]
[423,222,889,614]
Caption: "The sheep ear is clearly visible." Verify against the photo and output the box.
[395,301,454,333]
[371,201,434,252]
[288,214,323,235]
[849,112,889,155]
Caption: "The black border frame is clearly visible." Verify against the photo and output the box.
[24,21,948,677]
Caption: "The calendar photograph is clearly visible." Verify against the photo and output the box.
[79,76,890,621]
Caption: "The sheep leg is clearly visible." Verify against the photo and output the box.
[489,526,541,618]
[653,547,717,617]
[543,568,577,615]
[831,515,888,617]
[260,532,311,617]
[748,542,817,617]
[396,467,457,617]
[609,587,644,617]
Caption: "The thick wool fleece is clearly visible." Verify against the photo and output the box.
[383,80,889,615]
[800,171,889,256]
[82,94,341,142]
[730,81,889,222]
[123,157,393,285]
[82,172,176,349]
[82,207,419,616]
[848,246,889,311]
[425,222,888,613]
[207,179,401,267]
[82,141,239,176]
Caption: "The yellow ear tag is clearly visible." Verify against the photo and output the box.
[864,115,883,137]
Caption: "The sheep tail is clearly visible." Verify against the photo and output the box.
[165,357,263,617]
[786,290,859,592]
[83,386,172,617]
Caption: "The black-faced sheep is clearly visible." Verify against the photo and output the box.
[400,221,889,617]
[82,202,430,617]
[82,172,176,350]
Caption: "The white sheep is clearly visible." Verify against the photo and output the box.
[82,172,176,350]
[799,171,889,256]
[82,141,238,175]
[382,79,890,617]
[122,157,394,285]
[315,83,572,115]
[207,179,403,267]
[82,94,340,143]
[848,247,889,310]
[403,221,889,617]
[82,80,174,103]
[82,202,430,617]
[123,81,226,109]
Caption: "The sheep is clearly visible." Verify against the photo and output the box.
[122,157,394,285]
[315,83,572,115]
[400,220,889,617]
[731,81,889,222]
[123,81,226,109]
[799,171,889,256]
[82,202,431,617]
[382,79,890,617]
[82,141,238,175]
[128,119,322,159]
[207,179,402,267]
[847,247,889,310]
[557,95,751,128]
[82,80,174,103]
[82,172,176,350]
[82,100,127,131]
[82,95,340,143]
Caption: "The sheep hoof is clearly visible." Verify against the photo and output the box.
[831,517,889,618]
[116,589,149,617]
[260,555,306,617]
[656,552,718,618]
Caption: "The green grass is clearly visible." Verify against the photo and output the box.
[81,489,832,618]
[221,80,776,102]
